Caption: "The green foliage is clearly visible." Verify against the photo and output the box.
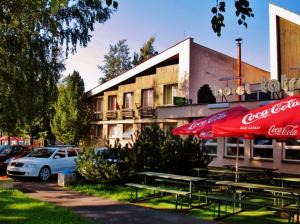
[0,0,117,141]
[211,0,254,36]
[132,36,158,66]
[51,70,88,144]
[78,124,212,183]
[98,39,132,84]
[77,142,135,184]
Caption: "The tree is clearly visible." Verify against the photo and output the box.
[51,71,88,145]
[98,39,132,84]
[0,0,117,141]
[132,36,158,66]
[211,0,254,36]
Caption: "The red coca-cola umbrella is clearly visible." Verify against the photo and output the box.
[172,106,249,139]
[213,94,300,139]
[0,136,23,142]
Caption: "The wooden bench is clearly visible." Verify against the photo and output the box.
[125,183,190,210]
[206,194,299,223]
[155,178,188,186]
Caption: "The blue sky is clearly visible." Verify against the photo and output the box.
[64,0,300,91]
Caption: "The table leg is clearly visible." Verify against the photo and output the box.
[189,181,192,207]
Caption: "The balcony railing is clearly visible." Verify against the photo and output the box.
[139,106,154,118]
[93,112,103,121]
[121,108,135,118]
[106,110,118,119]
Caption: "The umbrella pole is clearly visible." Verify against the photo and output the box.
[235,139,239,182]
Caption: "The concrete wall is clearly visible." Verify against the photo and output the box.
[189,43,270,103]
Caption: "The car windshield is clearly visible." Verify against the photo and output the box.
[1,147,12,154]
[0,145,8,154]
[27,148,56,158]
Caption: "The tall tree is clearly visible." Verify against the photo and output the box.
[210,0,254,36]
[51,71,88,145]
[132,36,158,66]
[0,0,117,141]
[98,39,132,84]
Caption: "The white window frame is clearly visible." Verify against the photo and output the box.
[124,92,133,109]
[123,124,133,139]
[142,89,153,107]
[108,95,117,111]
[283,140,300,162]
[96,97,103,113]
[163,84,178,105]
[251,138,273,160]
[204,138,218,156]
[225,137,245,158]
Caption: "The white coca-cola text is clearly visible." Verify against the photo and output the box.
[242,99,300,125]
[268,125,298,136]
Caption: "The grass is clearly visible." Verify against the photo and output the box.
[0,189,95,224]
[69,182,292,224]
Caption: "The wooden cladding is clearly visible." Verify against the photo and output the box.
[121,109,135,118]
[139,106,154,118]
[93,112,103,121]
[278,17,300,78]
[106,110,118,119]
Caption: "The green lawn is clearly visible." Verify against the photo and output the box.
[70,183,291,224]
[0,189,95,224]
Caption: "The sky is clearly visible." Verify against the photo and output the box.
[64,0,300,91]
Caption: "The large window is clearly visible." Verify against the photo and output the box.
[96,98,103,113]
[252,137,273,159]
[164,84,177,105]
[284,139,300,161]
[163,123,177,133]
[123,124,133,139]
[95,125,103,138]
[124,92,133,109]
[142,89,153,107]
[225,137,244,157]
[204,138,218,156]
[108,124,118,138]
[108,95,117,110]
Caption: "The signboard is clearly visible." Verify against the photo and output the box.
[213,75,300,98]
[173,97,187,106]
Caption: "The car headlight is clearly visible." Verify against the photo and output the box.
[4,158,14,164]
[24,164,38,168]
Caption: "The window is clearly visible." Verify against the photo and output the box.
[108,124,118,138]
[284,139,300,161]
[163,123,177,133]
[225,137,244,157]
[67,149,77,157]
[164,84,177,105]
[142,89,153,107]
[96,98,103,113]
[252,137,273,159]
[203,138,217,156]
[54,149,66,159]
[95,125,103,138]
[124,92,133,109]
[123,124,133,139]
[141,123,152,130]
[108,95,117,110]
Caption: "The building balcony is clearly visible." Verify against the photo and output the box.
[121,108,135,119]
[139,106,154,118]
[106,110,118,119]
[93,112,103,121]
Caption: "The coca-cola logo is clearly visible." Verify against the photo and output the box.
[188,112,227,130]
[242,99,300,125]
[268,125,298,136]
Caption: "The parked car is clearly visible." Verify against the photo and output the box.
[7,146,79,181]
[0,145,32,174]
[95,147,120,163]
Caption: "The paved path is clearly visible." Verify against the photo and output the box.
[14,180,216,224]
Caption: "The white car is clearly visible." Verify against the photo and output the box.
[7,146,79,181]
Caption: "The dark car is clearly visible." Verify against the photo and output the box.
[0,145,32,174]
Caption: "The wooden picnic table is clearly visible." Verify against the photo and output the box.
[274,177,300,188]
[138,171,205,200]
[216,180,300,208]
[193,167,250,181]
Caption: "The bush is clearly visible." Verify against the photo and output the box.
[77,124,212,183]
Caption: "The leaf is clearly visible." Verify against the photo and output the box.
[244,22,248,28]
[112,1,118,9]
[211,7,217,14]
[238,19,243,25]
[106,0,112,6]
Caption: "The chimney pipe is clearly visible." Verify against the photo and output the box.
[235,38,242,101]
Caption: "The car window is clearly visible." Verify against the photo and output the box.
[28,148,56,158]
[54,149,66,159]
[67,149,77,157]
[11,146,22,154]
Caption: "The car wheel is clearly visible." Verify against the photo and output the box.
[39,166,51,181]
